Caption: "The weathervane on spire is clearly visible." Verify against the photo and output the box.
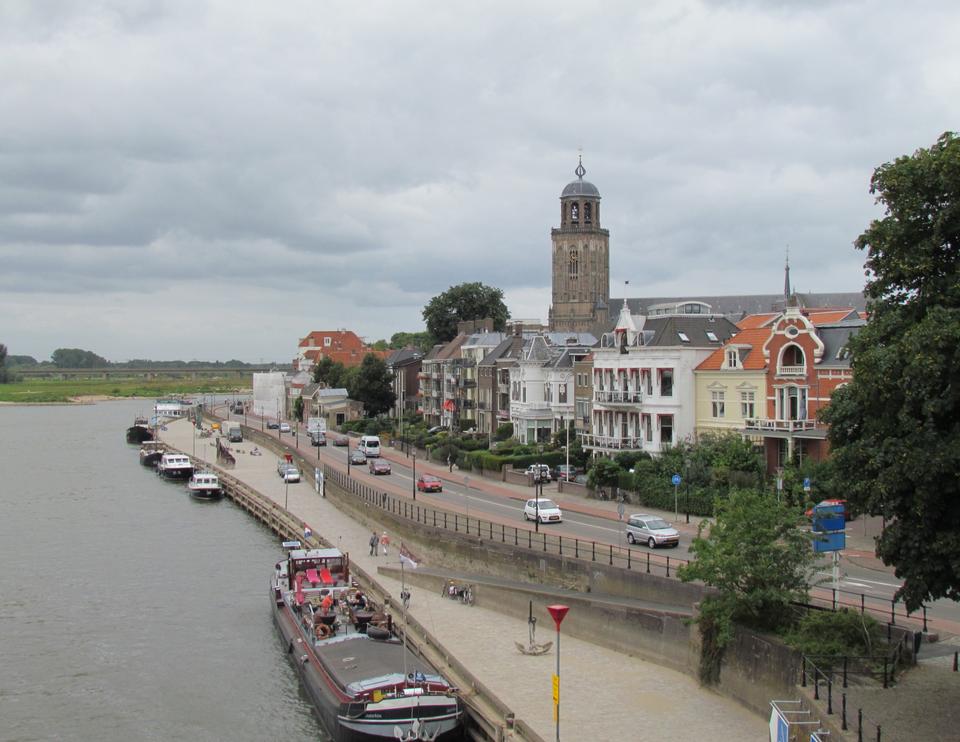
[575,148,585,180]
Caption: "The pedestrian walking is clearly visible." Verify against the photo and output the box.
[380,531,390,557]
[369,530,378,556]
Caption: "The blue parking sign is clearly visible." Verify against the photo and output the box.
[803,477,811,492]
[672,474,681,486]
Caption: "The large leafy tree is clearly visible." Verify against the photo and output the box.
[422,282,509,342]
[348,354,396,417]
[679,490,815,681]
[51,348,109,368]
[821,132,960,611]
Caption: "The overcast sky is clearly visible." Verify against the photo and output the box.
[2,1,957,363]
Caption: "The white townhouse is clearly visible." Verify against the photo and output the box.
[581,302,737,457]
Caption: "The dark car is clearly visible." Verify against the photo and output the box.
[331,434,349,446]
[266,421,280,430]
[349,449,367,465]
[368,459,391,475]
[416,474,443,493]
[427,425,447,435]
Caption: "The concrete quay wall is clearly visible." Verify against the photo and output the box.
[318,463,801,719]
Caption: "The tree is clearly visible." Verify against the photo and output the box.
[586,457,622,494]
[678,490,815,682]
[390,331,435,352]
[312,357,348,388]
[821,132,960,612]
[349,354,396,417]
[422,282,510,342]
[0,344,7,383]
[51,348,109,368]
[292,396,304,422]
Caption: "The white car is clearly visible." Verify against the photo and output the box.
[280,465,300,483]
[523,498,562,524]
[279,422,291,433]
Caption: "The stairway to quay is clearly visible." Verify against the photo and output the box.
[172,413,952,741]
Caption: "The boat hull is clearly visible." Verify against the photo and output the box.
[157,466,194,480]
[126,426,154,444]
[271,594,462,742]
[188,486,223,500]
[140,451,163,468]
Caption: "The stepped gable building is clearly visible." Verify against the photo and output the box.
[548,157,610,336]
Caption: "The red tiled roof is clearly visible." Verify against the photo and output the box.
[806,309,857,326]
[298,330,366,351]
[736,313,777,330]
[696,328,772,371]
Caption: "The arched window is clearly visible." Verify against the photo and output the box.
[584,202,592,223]
[570,202,579,222]
[569,250,579,279]
[778,344,806,374]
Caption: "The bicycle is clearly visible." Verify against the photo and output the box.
[441,580,475,606]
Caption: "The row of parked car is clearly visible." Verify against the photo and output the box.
[524,463,582,483]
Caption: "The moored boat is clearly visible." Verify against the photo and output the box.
[157,453,194,480]
[139,440,165,468]
[187,470,222,499]
[126,416,154,444]
[271,546,462,742]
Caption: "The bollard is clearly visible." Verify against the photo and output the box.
[953,651,958,672]
[923,605,928,633]
[646,552,651,574]
[858,709,863,742]
[801,657,807,687]
[843,656,849,688]
[876,725,881,742]
[827,676,833,714]
[814,672,820,700]
[883,658,888,689]
[842,692,848,731]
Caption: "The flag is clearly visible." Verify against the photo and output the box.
[399,542,419,569]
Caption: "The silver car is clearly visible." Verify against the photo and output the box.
[625,514,679,548]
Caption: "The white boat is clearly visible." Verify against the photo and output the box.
[154,398,193,420]
[187,471,222,499]
[157,453,194,480]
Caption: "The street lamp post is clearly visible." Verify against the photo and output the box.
[284,476,289,511]
[346,440,351,476]
[412,451,417,501]
[464,475,470,526]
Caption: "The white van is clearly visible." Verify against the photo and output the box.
[358,435,381,458]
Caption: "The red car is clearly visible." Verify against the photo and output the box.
[368,459,392,475]
[417,474,443,493]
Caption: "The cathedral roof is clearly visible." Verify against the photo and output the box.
[560,156,600,199]
[561,179,600,198]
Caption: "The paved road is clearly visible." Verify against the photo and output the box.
[163,416,765,740]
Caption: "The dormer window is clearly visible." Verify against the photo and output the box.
[324,337,332,347]
[726,349,740,368]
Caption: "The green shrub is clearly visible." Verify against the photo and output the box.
[783,608,884,662]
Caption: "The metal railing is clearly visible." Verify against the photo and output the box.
[802,657,885,741]
[593,389,643,404]
[326,467,690,580]
[744,418,819,432]
[580,433,645,451]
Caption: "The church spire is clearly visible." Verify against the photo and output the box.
[784,246,791,298]
[575,154,585,181]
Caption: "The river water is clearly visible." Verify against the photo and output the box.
[0,399,328,742]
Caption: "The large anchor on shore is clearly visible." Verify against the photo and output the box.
[393,719,439,741]
[515,600,553,656]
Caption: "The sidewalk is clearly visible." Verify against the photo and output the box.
[163,417,765,741]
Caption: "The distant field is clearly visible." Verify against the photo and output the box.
[0,378,249,404]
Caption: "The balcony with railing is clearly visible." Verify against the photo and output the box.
[743,418,823,436]
[580,432,645,451]
[496,409,510,420]
[776,365,807,376]
[459,378,477,388]
[593,389,642,405]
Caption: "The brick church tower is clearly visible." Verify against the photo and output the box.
[548,157,610,335]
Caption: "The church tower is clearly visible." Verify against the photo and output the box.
[548,157,610,334]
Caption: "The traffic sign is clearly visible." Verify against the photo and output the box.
[671,473,681,486]
[803,477,812,492]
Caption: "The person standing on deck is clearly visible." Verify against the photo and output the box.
[380,531,390,557]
